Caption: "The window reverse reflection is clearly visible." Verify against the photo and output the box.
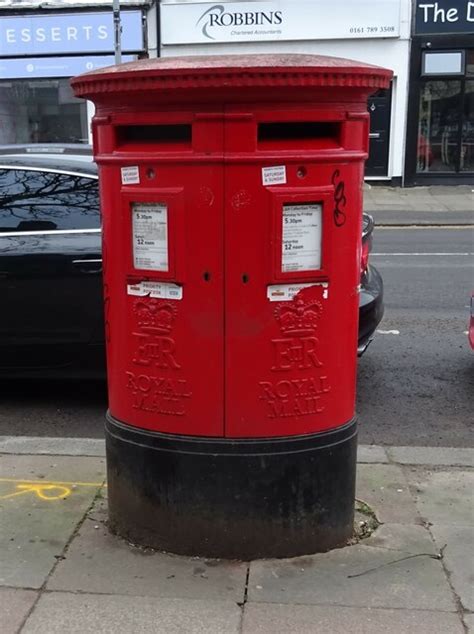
[0,169,99,232]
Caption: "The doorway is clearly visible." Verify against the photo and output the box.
[366,85,392,177]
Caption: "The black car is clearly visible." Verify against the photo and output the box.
[0,144,383,378]
[359,213,384,355]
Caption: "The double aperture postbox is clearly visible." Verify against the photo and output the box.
[72,55,392,559]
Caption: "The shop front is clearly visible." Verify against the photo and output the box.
[159,0,411,183]
[406,1,474,184]
[0,8,145,145]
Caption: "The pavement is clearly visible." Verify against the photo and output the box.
[363,184,473,226]
[0,184,472,632]
[0,437,473,633]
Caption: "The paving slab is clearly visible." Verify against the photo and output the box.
[0,453,106,483]
[0,436,105,457]
[248,542,455,610]
[242,603,464,634]
[357,445,389,463]
[368,209,474,225]
[388,446,474,467]
[366,204,409,212]
[0,455,105,588]
[428,185,473,196]
[430,196,474,211]
[407,203,450,211]
[356,464,419,524]
[406,468,474,526]
[363,523,438,556]
[364,184,474,212]
[0,588,38,634]
[22,592,241,634]
[47,499,247,602]
[430,524,474,612]
[464,613,474,633]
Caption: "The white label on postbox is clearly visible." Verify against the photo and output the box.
[262,165,287,186]
[282,203,322,272]
[132,202,168,271]
[121,165,140,185]
[127,281,183,300]
[267,282,328,302]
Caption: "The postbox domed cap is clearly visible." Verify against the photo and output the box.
[71,54,392,104]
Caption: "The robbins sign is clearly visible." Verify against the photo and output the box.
[160,0,401,45]
[415,1,474,33]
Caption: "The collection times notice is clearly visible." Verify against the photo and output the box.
[132,202,168,271]
[282,203,322,272]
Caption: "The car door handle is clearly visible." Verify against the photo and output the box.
[72,259,103,273]
[369,132,381,139]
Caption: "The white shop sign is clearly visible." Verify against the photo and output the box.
[161,0,401,45]
[132,203,169,272]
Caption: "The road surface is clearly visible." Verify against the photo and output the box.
[1,226,472,446]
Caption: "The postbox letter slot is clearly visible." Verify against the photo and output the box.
[116,124,192,148]
[258,122,341,150]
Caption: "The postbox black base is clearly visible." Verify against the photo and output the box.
[105,415,357,560]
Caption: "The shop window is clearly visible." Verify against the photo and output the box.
[416,47,474,174]
[422,51,465,76]
[417,81,461,172]
[0,79,88,145]
[466,50,474,77]
[461,81,474,171]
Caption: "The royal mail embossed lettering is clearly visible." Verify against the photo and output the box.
[271,336,322,371]
[133,332,181,369]
[125,371,192,416]
[259,295,331,417]
[259,376,331,419]
[272,298,323,371]
[132,299,181,369]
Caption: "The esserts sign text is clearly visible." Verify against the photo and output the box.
[0,11,143,56]
[4,24,108,45]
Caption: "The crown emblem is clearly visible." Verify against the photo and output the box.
[274,298,322,337]
[133,299,177,334]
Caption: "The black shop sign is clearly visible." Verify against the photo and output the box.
[415,1,474,33]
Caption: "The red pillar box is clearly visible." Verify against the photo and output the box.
[72,55,392,559]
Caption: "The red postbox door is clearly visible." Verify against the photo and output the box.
[103,113,226,437]
[223,107,363,438]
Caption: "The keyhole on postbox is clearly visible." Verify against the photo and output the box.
[203,271,211,282]
[297,166,307,179]
[242,274,249,284]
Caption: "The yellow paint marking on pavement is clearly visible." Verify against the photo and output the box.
[0,477,105,487]
[0,477,106,502]
[0,483,72,501]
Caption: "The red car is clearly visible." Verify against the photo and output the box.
[469,293,474,350]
